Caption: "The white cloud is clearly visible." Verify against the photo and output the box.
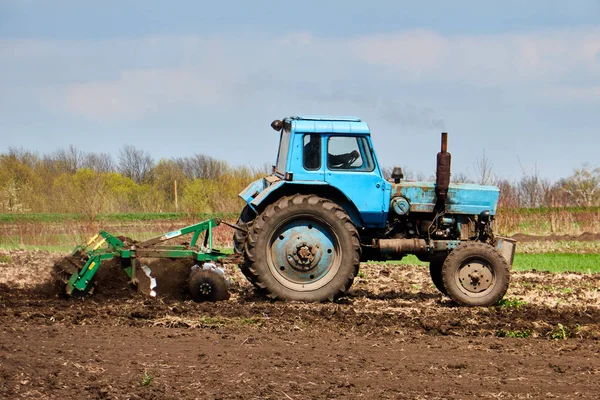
[347,28,600,86]
[2,27,600,120]
[63,67,233,119]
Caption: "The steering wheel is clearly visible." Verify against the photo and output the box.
[340,154,358,169]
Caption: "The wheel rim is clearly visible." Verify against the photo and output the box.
[197,282,213,296]
[267,215,341,291]
[454,257,495,298]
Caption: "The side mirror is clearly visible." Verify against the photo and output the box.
[271,120,283,131]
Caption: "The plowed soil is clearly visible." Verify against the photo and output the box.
[1,249,600,399]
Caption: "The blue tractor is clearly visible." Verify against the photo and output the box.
[235,116,515,306]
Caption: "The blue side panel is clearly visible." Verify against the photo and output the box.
[394,182,500,215]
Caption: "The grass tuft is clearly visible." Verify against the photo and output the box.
[497,298,527,309]
[139,370,153,387]
[496,329,532,338]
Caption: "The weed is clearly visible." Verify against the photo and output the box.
[0,254,13,263]
[197,316,225,327]
[561,287,574,294]
[239,317,261,325]
[550,324,568,340]
[357,271,366,279]
[496,329,532,338]
[497,298,527,309]
[411,284,421,290]
[140,370,153,387]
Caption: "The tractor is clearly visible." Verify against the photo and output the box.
[234,115,515,306]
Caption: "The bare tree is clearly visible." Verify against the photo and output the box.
[381,166,417,181]
[560,163,600,207]
[472,150,495,185]
[175,154,229,180]
[6,147,39,168]
[52,145,85,174]
[118,146,155,183]
[82,152,115,173]
[452,172,473,184]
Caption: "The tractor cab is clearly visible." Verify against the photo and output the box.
[241,116,392,228]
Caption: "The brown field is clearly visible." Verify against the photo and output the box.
[1,249,600,399]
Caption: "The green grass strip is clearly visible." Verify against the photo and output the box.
[367,253,600,274]
[512,253,600,274]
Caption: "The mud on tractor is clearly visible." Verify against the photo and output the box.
[234,116,515,306]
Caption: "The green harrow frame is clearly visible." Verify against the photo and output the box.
[59,218,229,297]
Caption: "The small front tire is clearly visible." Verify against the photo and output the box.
[441,242,509,306]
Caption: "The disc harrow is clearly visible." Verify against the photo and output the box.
[54,218,231,301]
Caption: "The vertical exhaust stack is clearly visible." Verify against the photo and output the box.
[436,132,451,202]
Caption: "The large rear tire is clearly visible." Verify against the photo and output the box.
[429,260,447,295]
[244,194,360,302]
[441,242,509,306]
[233,206,260,286]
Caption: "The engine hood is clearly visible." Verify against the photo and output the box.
[393,181,500,215]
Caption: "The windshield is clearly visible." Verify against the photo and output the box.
[275,126,291,175]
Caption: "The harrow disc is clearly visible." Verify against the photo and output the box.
[51,251,92,297]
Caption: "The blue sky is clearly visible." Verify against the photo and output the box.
[1,0,599,181]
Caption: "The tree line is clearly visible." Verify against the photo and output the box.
[0,146,268,218]
[1,146,598,219]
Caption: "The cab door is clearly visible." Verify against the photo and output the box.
[287,133,326,182]
[324,135,388,228]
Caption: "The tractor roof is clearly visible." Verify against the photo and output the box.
[287,115,370,135]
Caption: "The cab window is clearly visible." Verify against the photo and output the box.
[303,134,321,170]
[327,136,374,171]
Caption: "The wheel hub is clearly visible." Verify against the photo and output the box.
[458,262,493,293]
[198,282,212,295]
[289,242,320,271]
[268,217,339,290]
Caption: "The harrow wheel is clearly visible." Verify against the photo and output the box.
[189,269,230,302]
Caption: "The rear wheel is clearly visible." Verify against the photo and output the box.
[244,194,360,302]
[233,206,259,286]
[441,242,509,306]
[429,260,447,295]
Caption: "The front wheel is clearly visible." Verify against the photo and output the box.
[441,242,509,306]
[244,195,361,302]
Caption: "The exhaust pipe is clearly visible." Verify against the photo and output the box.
[376,238,427,255]
[436,132,451,201]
